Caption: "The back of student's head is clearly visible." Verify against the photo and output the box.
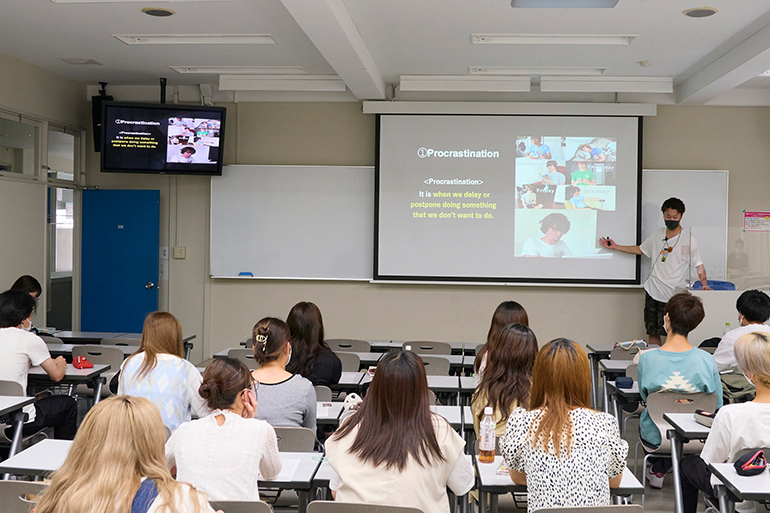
[199,357,252,410]
[475,323,538,417]
[140,311,184,357]
[529,338,591,456]
[35,395,201,513]
[736,290,770,324]
[286,301,327,377]
[252,317,291,365]
[0,289,36,328]
[11,275,42,297]
[664,293,705,336]
[735,332,770,388]
[478,301,529,373]
[332,349,444,471]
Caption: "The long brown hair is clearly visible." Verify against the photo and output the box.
[128,312,184,380]
[35,396,204,513]
[331,350,446,471]
[472,323,537,420]
[528,338,591,457]
[475,301,529,373]
[252,317,291,365]
[286,302,329,379]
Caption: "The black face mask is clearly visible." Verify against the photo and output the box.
[665,220,680,230]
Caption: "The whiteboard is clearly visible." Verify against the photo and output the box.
[641,169,728,283]
[210,165,374,280]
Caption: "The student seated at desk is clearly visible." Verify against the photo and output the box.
[680,331,770,513]
[637,293,723,488]
[713,289,770,372]
[325,350,474,513]
[166,357,281,501]
[10,275,42,333]
[471,323,537,437]
[474,301,529,385]
[251,317,316,431]
[0,290,76,440]
[35,395,218,513]
[285,301,341,387]
[118,312,210,432]
[501,338,628,513]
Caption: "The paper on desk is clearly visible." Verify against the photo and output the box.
[258,458,300,481]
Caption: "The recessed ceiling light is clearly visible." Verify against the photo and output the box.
[639,60,652,67]
[61,58,103,65]
[219,75,346,92]
[114,34,276,45]
[540,76,673,93]
[400,75,531,93]
[511,0,619,7]
[759,70,770,77]
[683,7,718,18]
[470,66,606,76]
[170,66,304,74]
[142,7,174,17]
[472,34,636,45]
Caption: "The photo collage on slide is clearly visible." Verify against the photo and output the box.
[514,136,617,258]
[166,117,222,164]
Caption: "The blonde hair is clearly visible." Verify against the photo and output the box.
[35,396,206,513]
[735,331,770,387]
[129,311,185,380]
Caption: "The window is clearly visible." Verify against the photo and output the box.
[0,114,40,178]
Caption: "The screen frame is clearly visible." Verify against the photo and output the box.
[373,113,643,286]
[100,101,227,176]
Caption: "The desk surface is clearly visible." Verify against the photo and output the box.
[28,364,110,383]
[0,395,35,417]
[586,344,615,357]
[53,331,127,340]
[47,344,136,358]
[431,405,462,428]
[316,402,343,424]
[607,381,640,399]
[460,376,475,392]
[663,412,711,439]
[260,452,323,488]
[599,359,633,373]
[709,463,770,501]
[0,439,71,476]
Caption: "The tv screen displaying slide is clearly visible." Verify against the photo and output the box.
[101,102,226,176]
[375,114,641,284]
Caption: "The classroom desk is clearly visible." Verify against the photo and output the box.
[260,452,323,513]
[219,349,382,369]
[605,381,640,435]
[47,343,136,360]
[663,412,712,513]
[599,360,633,413]
[431,405,462,430]
[0,438,70,476]
[333,371,366,391]
[52,331,126,343]
[475,455,644,513]
[460,376,475,405]
[28,364,111,404]
[316,402,343,426]
[709,463,770,513]
[0,396,36,467]
[462,405,475,445]
[586,343,614,409]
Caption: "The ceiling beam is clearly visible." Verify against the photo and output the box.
[676,22,770,105]
[279,0,386,100]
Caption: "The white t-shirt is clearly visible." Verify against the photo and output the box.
[170,155,195,163]
[713,324,770,371]
[639,227,703,303]
[0,327,52,422]
[521,238,571,258]
[701,402,770,513]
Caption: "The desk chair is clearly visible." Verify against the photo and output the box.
[274,427,316,452]
[534,506,644,513]
[228,349,259,370]
[39,335,63,345]
[0,480,48,513]
[209,500,272,513]
[71,346,123,403]
[335,352,360,372]
[0,380,47,453]
[402,341,452,355]
[315,386,332,402]
[308,501,422,513]
[327,339,370,352]
[106,337,141,347]
[419,356,451,376]
[634,391,718,505]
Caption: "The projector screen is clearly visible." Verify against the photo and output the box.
[375,114,641,284]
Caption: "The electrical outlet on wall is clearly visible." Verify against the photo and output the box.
[173,246,187,259]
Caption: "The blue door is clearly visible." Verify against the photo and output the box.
[81,190,159,332]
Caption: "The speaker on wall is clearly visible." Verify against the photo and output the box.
[91,82,113,152]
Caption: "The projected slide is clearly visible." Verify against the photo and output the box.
[376,115,640,283]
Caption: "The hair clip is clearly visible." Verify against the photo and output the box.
[255,334,268,351]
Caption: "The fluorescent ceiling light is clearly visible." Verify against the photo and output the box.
[171,66,305,75]
[540,76,673,93]
[400,75,531,93]
[114,34,275,45]
[472,34,636,45]
[219,75,346,92]
[759,70,770,77]
[470,66,606,76]
[511,0,619,7]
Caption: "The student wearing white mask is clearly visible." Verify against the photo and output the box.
[251,317,316,431]
[713,290,770,372]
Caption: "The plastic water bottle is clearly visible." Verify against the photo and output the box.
[723,323,731,336]
[479,406,496,464]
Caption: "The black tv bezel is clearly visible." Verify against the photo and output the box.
[100,101,227,176]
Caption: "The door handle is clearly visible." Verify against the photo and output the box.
[145,282,155,290]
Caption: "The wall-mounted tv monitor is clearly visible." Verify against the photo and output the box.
[101,102,226,176]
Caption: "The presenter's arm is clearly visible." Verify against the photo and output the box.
[696,264,712,290]
[599,237,642,255]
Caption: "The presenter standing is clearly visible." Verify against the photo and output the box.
[599,198,711,345]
